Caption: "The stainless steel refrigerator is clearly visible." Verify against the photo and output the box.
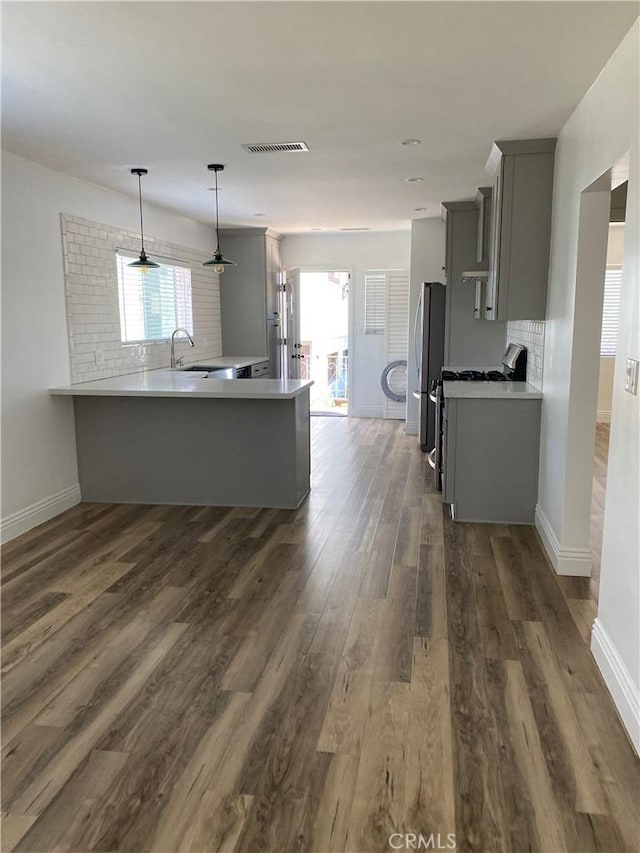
[414,281,446,452]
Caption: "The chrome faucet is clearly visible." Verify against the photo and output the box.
[170,328,195,368]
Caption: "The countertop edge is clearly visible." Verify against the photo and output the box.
[50,377,314,401]
[443,381,543,400]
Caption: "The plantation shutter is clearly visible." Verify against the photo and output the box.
[384,270,410,419]
[364,271,386,335]
[600,266,622,357]
[116,251,193,343]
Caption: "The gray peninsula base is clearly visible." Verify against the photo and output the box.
[73,393,310,509]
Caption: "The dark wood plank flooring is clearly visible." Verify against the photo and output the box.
[2,417,638,852]
[557,422,610,646]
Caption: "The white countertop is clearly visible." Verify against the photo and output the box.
[50,370,313,400]
[443,381,542,400]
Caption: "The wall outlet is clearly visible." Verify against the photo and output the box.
[94,349,104,367]
[625,358,639,395]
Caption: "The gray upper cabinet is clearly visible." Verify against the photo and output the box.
[473,186,492,320]
[441,201,505,366]
[218,228,282,367]
[485,138,556,321]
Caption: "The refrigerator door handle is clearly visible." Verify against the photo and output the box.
[413,288,423,375]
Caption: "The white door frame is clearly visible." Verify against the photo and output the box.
[293,265,354,414]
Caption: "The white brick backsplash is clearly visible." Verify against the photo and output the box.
[61,214,222,383]
[506,320,545,390]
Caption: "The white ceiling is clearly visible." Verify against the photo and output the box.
[2,1,638,234]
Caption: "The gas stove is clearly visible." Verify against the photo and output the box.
[441,344,528,384]
[427,345,528,494]
[441,369,507,382]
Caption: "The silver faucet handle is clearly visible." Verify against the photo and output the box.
[175,356,184,367]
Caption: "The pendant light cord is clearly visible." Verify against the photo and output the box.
[138,173,146,253]
[215,169,221,253]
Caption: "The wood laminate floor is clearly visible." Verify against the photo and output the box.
[2,417,638,852]
[557,423,610,647]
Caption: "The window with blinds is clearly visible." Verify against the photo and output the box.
[364,271,386,334]
[116,252,193,343]
[600,266,622,357]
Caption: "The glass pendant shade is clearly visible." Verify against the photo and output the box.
[129,168,159,271]
[203,164,235,273]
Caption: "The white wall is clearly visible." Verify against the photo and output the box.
[280,231,411,418]
[535,23,639,750]
[407,218,446,434]
[1,152,214,541]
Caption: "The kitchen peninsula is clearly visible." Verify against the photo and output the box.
[50,372,313,509]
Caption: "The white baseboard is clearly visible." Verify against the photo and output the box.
[596,410,612,423]
[349,405,384,419]
[534,504,593,576]
[591,619,640,755]
[1,484,81,544]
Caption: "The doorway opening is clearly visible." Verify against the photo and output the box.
[557,154,629,647]
[590,181,627,600]
[298,270,351,416]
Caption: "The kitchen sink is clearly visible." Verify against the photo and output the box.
[181,365,219,372]
[179,366,236,379]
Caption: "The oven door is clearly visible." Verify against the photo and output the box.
[426,382,443,491]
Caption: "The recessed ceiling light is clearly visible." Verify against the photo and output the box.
[414,207,427,212]
[254,213,266,217]
[400,138,421,146]
[406,177,424,183]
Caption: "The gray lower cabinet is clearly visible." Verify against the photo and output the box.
[250,360,270,378]
[73,392,310,509]
[219,228,282,376]
[443,397,541,523]
[485,138,556,321]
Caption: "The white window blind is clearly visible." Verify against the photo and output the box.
[116,252,193,343]
[384,270,410,419]
[600,265,622,357]
[364,271,386,334]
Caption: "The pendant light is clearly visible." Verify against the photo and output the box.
[203,164,236,273]
[129,168,159,271]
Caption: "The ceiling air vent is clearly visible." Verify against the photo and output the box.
[242,141,309,154]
